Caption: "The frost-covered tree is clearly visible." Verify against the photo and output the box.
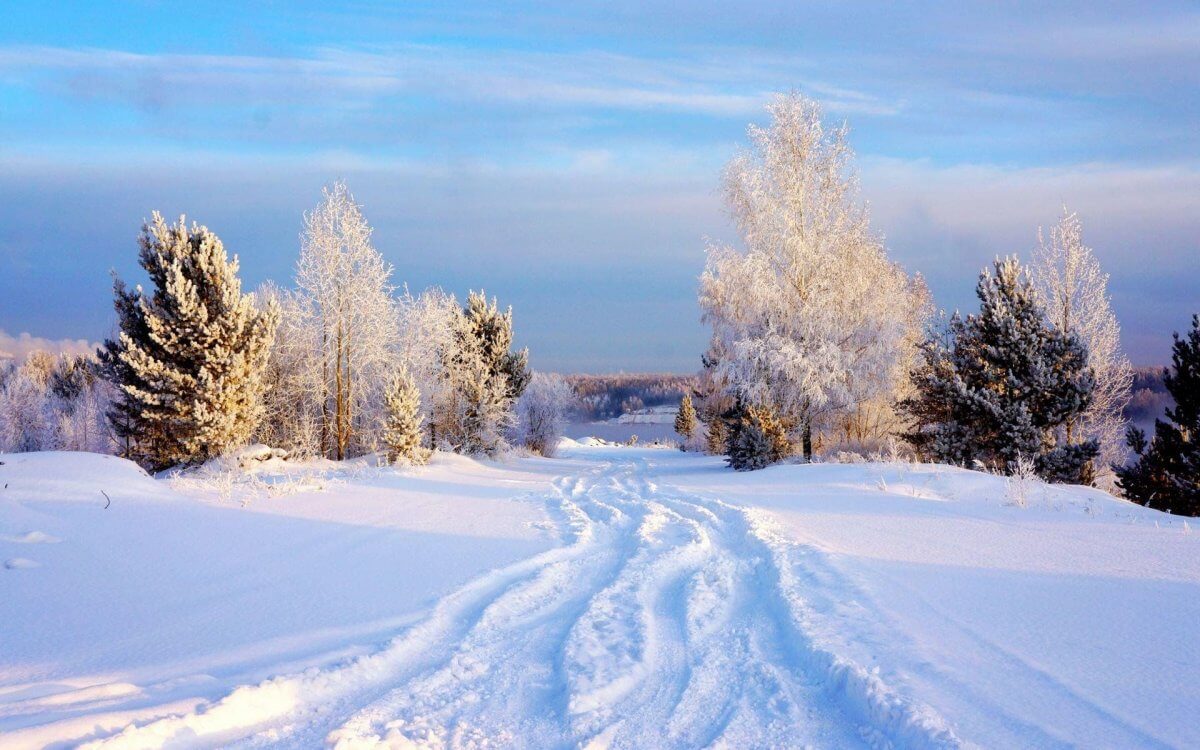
[48,354,113,453]
[699,93,928,460]
[0,352,114,454]
[0,354,55,452]
[294,182,398,459]
[433,291,528,456]
[706,418,730,456]
[674,392,698,442]
[98,213,278,470]
[727,403,790,471]
[903,257,1097,483]
[461,291,530,402]
[1116,315,1200,515]
[396,287,462,448]
[382,367,430,465]
[254,282,322,456]
[512,371,574,456]
[1031,210,1133,490]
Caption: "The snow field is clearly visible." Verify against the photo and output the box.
[3,444,1198,748]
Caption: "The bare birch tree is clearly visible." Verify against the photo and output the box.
[699,93,928,460]
[295,182,397,459]
[1031,209,1134,490]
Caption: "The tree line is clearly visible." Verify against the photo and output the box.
[686,93,1198,515]
[0,183,575,469]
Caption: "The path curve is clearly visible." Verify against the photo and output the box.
[84,454,961,750]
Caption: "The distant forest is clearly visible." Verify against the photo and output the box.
[566,374,696,421]
[1127,366,1174,428]
[567,368,1173,427]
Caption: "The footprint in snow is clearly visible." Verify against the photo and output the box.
[5,558,41,570]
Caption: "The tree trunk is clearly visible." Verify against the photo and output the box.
[320,328,329,458]
[802,421,813,462]
[335,321,345,460]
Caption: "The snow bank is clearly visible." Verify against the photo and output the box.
[0,449,563,747]
[0,451,161,505]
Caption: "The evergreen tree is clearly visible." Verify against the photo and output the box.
[902,257,1097,483]
[99,213,278,470]
[674,392,698,442]
[1116,315,1200,514]
[382,368,430,465]
[433,291,529,456]
[728,404,790,471]
[49,354,96,403]
[706,414,730,456]
[462,291,530,401]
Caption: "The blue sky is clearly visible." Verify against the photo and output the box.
[1,1,1197,371]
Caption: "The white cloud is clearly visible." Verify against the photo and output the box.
[862,158,1200,253]
[0,329,99,363]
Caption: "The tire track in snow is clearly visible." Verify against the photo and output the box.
[79,465,616,750]
[635,462,962,749]
[80,455,962,749]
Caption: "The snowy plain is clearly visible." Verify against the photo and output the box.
[1,443,1197,748]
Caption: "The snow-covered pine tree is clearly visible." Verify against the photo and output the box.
[382,367,430,465]
[1116,315,1200,515]
[706,417,730,456]
[727,404,790,471]
[674,392,698,443]
[902,257,1097,483]
[433,291,528,456]
[99,213,278,470]
[1031,210,1134,490]
[699,93,928,460]
[462,291,530,401]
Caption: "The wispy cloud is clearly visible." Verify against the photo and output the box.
[0,44,893,117]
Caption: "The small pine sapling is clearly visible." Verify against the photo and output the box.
[727,404,790,471]
[382,368,431,466]
[674,392,698,448]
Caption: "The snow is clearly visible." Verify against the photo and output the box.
[2,446,1197,748]
[0,450,561,747]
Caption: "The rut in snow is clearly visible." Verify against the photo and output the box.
[86,457,959,750]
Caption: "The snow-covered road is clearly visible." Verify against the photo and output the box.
[6,446,1198,748]
[72,454,956,749]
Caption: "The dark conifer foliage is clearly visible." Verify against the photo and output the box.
[1116,315,1200,514]
[727,404,790,471]
[902,257,1097,483]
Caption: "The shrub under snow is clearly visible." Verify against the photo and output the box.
[512,372,574,457]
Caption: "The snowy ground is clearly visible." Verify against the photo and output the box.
[2,444,1197,748]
